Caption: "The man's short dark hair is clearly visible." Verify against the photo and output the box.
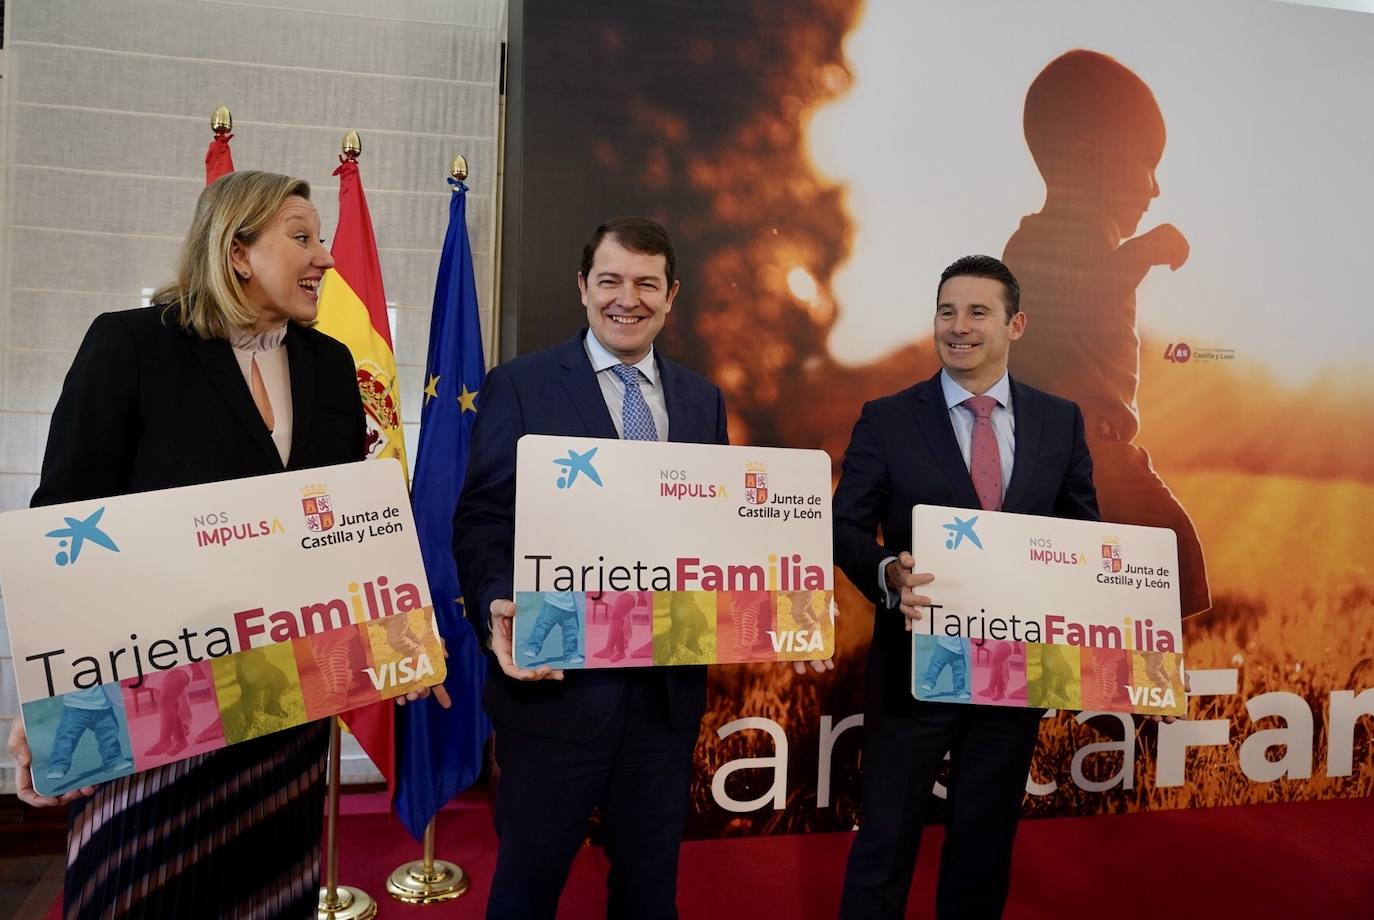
[937,254,1020,320]
[580,217,677,289]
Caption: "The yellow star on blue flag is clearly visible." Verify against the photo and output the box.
[457,383,478,413]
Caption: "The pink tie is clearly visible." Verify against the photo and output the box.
[962,395,1002,511]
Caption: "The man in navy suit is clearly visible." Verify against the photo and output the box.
[454,217,729,918]
[834,255,1099,919]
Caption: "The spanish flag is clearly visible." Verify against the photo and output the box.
[205,131,234,184]
[316,154,404,789]
[316,156,409,472]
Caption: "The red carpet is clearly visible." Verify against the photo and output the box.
[47,793,1374,917]
[331,793,1373,918]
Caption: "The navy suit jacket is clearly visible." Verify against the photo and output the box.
[454,330,730,742]
[833,371,1099,715]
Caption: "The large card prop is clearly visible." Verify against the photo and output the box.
[513,435,833,668]
[910,505,1184,715]
[0,459,444,796]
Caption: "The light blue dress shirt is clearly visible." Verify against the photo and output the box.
[879,369,1017,606]
[583,330,670,441]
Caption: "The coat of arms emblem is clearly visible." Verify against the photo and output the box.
[302,484,335,533]
[745,463,768,506]
[1101,536,1122,573]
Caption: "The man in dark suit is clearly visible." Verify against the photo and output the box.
[834,255,1099,919]
[453,217,729,919]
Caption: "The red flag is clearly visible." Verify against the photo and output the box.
[205,133,234,185]
[316,158,409,469]
[316,155,406,792]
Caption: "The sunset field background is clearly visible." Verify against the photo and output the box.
[513,0,1373,838]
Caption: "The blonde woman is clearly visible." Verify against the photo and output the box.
[9,171,365,917]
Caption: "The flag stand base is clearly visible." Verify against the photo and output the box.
[387,818,470,903]
[386,858,469,903]
[317,885,378,919]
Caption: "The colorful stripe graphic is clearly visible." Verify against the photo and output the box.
[512,590,834,669]
[21,607,443,797]
[911,638,1185,715]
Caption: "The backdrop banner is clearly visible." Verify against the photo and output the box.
[508,0,1374,835]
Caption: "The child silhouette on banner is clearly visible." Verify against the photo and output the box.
[1003,49,1210,617]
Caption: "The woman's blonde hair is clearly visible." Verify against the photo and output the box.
[154,171,312,340]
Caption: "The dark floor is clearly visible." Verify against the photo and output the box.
[0,795,67,919]
[0,853,63,920]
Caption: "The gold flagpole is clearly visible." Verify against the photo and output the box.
[385,152,475,906]
[318,129,377,919]
[317,720,378,919]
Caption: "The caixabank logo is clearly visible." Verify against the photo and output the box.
[553,447,603,490]
[942,515,982,550]
[45,507,120,567]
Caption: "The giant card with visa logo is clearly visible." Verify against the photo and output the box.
[513,435,834,668]
[0,459,444,796]
[910,505,1185,715]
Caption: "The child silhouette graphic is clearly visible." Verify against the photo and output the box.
[1003,49,1210,617]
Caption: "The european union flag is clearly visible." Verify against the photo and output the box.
[395,176,491,840]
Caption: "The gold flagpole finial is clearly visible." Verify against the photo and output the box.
[211,106,233,136]
[342,130,362,161]
[450,154,468,182]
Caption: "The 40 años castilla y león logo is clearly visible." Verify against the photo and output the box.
[744,462,769,506]
[301,484,335,533]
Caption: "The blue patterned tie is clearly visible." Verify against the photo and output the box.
[610,364,659,441]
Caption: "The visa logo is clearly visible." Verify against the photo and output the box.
[768,630,825,653]
[365,653,436,690]
[1126,685,1176,708]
